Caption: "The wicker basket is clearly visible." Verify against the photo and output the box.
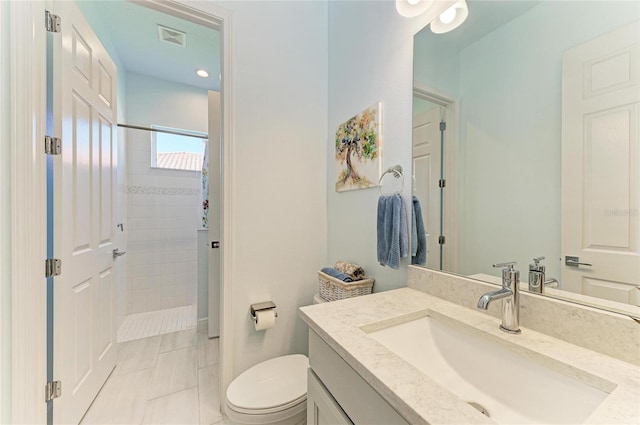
[317,271,374,302]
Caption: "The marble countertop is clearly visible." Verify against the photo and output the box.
[299,287,640,425]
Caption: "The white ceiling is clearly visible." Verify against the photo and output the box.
[78,0,220,91]
[416,0,542,52]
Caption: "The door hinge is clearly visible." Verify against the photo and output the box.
[439,121,447,131]
[45,258,61,278]
[45,381,61,402]
[438,236,446,245]
[45,136,62,155]
[438,179,446,188]
[45,10,61,33]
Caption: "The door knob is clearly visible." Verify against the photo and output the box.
[565,256,592,267]
[113,248,126,259]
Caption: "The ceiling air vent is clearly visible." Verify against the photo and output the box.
[157,24,186,48]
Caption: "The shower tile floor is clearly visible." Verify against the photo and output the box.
[80,327,237,425]
[118,305,197,342]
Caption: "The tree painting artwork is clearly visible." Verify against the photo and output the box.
[335,102,382,192]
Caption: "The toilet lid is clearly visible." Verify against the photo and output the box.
[226,354,309,412]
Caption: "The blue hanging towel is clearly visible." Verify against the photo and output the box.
[411,196,427,266]
[377,193,408,269]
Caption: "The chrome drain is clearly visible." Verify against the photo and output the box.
[468,402,490,417]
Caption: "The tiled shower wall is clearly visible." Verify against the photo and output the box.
[126,128,201,314]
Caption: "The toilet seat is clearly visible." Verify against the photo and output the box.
[225,397,306,425]
[225,354,308,425]
[227,393,306,415]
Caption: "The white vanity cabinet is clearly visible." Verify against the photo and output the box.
[307,330,410,425]
[307,370,352,425]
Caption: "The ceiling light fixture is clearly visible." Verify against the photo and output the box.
[430,0,469,34]
[395,0,435,18]
[195,69,210,78]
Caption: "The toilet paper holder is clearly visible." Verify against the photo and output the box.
[250,301,278,321]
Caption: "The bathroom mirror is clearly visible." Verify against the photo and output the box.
[412,0,640,317]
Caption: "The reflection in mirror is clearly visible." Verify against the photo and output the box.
[412,1,640,317]
[412,97,444,270]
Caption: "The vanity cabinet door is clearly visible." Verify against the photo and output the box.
[307,369,353,425]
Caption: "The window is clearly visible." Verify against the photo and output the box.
[150,125,207,171]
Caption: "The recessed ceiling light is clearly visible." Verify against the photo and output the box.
[196,69,209,78]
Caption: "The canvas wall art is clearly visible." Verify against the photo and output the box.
[335,102,382,192]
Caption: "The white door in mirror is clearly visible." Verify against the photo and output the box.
[561,21,640,305]
[413,105,442,269]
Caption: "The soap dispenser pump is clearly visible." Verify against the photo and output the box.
[528,256,545,294]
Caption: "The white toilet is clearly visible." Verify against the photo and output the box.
[225,354,309,425]
[225,295,326,425]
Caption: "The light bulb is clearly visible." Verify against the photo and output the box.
[439,6,457,24]
[196,69,209,78]
[396,0,434,18]
[430,0,468,34]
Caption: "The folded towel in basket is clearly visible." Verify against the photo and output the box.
[334,261,365,281]
[320,267,353,282]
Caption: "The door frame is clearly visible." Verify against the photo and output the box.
[7,0,235,420]
[3,1,48,423]
[413,82,459,273]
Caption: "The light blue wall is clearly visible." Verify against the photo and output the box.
[327,2,441,293]
[413,33,460,97]
[213,0,329,377]
[125,72,208,132]
[456,1,640,280]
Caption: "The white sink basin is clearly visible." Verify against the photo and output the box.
[366,313,611,424]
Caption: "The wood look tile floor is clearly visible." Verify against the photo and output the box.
[81,327,236,425]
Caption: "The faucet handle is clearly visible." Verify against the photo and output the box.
[493,261,517,270]
[493,262,519,287]
[531,256,546,272]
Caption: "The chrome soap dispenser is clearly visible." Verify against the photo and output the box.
[528,256,545,294]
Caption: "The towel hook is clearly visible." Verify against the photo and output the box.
[378,165,404,195]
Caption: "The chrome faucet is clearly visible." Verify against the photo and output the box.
[477,262,521,334]
[528,257,546,293]
[528,256,559,293]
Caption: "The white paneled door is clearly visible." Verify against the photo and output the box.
[413,106,442,269]
[52,1,118,423]
[561,22,640,305]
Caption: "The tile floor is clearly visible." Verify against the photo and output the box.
[117,306,197,342]
[81,326,235,425]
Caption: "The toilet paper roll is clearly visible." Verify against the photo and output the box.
[254,309,276,331]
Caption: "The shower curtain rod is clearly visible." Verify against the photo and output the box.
[117,123,208,139]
